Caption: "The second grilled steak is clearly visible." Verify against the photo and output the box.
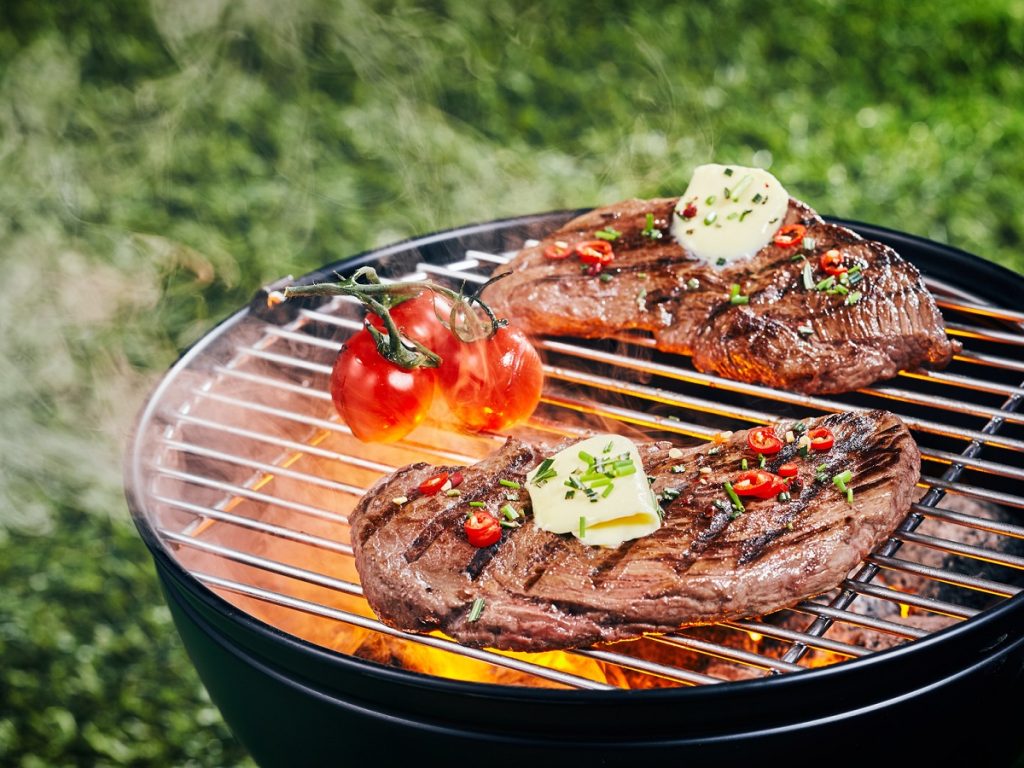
[482,197,958,394]
[351,410,919,651]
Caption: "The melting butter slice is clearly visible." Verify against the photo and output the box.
[670,163,790,266]
[526,434,661,548]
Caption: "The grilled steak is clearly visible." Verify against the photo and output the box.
[351,410,918,651]
[483,197,959,394]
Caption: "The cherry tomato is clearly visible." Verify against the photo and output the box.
[773,223,806,248]
[367,291,453,353]
[819,249,847,276]
[575,239,615,265]
[418,472,449,496]
[464,510,502,547]
[437,326,544,432]
[330,329,437,443]
[733,469,788,499]
[778,463,799,478]
[808,427,835,451]
[543,241,573,260]
[747,426,783,455]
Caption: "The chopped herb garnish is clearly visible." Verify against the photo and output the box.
[758,454,767,469]
[741,458,749,470]
[729,283,750,305]
[730,174,753,201]
[565,490,575,500]
[708,446,720,455]
[790,252,807,262]
[500,504,519,520]
[599,272,614,283]
[723,481,745,514]
[846,488,854,504]
[468,597,485,622]
[752,192,764,204]
[445,489,461,497]
[532,458,557,485]
[705,195,717,206]
[845,290,862,306]
[832,470,853,493]
[468,500,486,508]
[671,464,686,474]
[724,167,734,176]
[802,262,814,290]
[816,275,836,291]
[802,237,816,251]
[713,499,732,515]
[739,208,753,222]
[579,516,587,537]
[641,212,663,240]
[660,487,681,503]
[704,210,719,226]
[603,440,614,453]
[716,257,727,266]
[797,323,814,336]
[687,277,700,290]
[595,226,621,241]
[778,491,791,502]
[499,479,521,490]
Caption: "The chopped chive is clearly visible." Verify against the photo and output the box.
[730,293,750,305]
[752,192,764,204]
[802,263,814,290]
[595,226,621,241]
[500,504,519,520]
[579,516,587,537]
[741,458,749,470]
[704,210,719,226]
[758,454,767,469]
[724,167,734,176]
[793,422,807,435]
[686,277,700,290]
[723,481,745,514]
[730,174,753,201]
[468,500,486,508]
[671,464,686,474]
[565,490,575,499]
[828,284,849,296]
[799,444,810,458]
[790,252,808,262]
[499,519,520,529]
[797,323,814,336]
[778,491,791,502]
[846,488,854,504]
[739,208,753,222]
[845,290,862,306]
[603,440,614,453]
[578,450,595,465]
[816,275,836,291]
[602,484,614,498]
[445,489,461,497]
[705,195,717,205]
[499,479,521,490]
[802,236,816,250]
[716,257,727,266]
[642,212,663,240]
[587,477,613,488]
[708,446,720,455]
[468,597,485,622]
[599,272,614,283]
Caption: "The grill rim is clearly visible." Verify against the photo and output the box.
[125,210,1024,712]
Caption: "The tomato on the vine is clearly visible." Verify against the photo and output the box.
[437,326,544,432]
[367,291,452,353]
[330,329,437,443]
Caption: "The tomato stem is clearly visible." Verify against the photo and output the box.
[281,267,510,368]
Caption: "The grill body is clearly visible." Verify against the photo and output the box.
[126,212,1024,766]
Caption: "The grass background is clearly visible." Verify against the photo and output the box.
[1,1,1022,765]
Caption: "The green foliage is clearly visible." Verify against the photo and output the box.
[0,0,1022,765]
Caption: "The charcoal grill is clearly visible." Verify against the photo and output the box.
[125,211,1024,766]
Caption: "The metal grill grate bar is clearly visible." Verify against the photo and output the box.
[867,554,1020,598]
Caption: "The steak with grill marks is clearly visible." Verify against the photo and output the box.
[482,198,959,394]
[350,410,919,651]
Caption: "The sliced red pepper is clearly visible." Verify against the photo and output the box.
[449,470,464,488]
[777,462,799,478]
[773,223,806,248]
[747,426,783,455]
[464,510,501,547]
[732,469,788,499]
[808,427,835,451]
[543,241,573,260]
[819,249,847,276]
[575,239,615,265]
[418,471,449,496]
[681,202,698,220]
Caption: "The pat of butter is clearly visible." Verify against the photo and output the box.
[526,434,661,548]
[670,163,790,266]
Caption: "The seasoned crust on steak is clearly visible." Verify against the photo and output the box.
[351,410,919,651]
[482,197,958,395]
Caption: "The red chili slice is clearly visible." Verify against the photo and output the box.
[543,241,573,260]
[777,463,799,478]
[808,427,835,451]
[575,239,615,265]
[464,510,501,547]
[418,472,449,496]
[747,426,783,455]
[681,202,698,220]
[732,469,788,499]
[773,224,806,248]
[819,249,847,276]
[449,470,464,488]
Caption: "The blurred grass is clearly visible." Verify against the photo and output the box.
[1,0,1022,765]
